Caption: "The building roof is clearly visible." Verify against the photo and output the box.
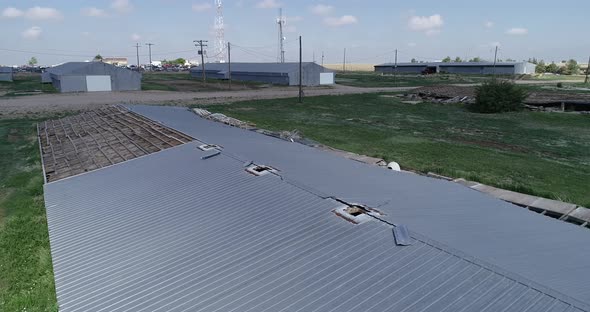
[46,61,132,76]
[0,66,13,73]
[376,61,531,67]
[42,105,590,311]
[190,62,328,74]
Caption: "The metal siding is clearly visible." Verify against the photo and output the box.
[0,73,13,82]
[127,105,590,309]
[57,75,87,92]
[46,62,140,91]
[44,140,586,311]
[320,72,335,84]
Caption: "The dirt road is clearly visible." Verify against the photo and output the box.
[0,85,416,119]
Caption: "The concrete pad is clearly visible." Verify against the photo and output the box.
[530,197,577,215]
[568,207,590,223]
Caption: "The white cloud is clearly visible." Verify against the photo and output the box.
[408,14,444,35]
[506,27,528,35]
[25,7,63,20]
[2,7,24,18]
[256,0,281,9]
[324,15,358,27]
[192,3,212,12]
[131,33,141,41]
[310,4,333,15]
[111,0,133,13]
[22,26,42,39]
[484,21,494,28]
[82,7,107,17]
[480,41,501,48]
[407,42,417,47]
[285,25,297,33]
[81,31,91,36]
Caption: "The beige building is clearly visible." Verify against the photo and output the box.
[103,57,128,66]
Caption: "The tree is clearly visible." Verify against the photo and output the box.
[454,57,462,62]
[468,57,482,62]
[470,80,527,113]
[561,59,580,75]
[442,56,451,62]
[535,60,546,74]
[546,62,559,74]
[28,56,38,66]
[162,58,186,66]
[410,58,417,63]
[94,54,103,61]
[505,58,515,62]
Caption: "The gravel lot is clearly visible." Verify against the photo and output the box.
[0,85,415,119]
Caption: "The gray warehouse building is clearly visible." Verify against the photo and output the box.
[375,61,536,75]
[190,62,334,86]
[0,66,13,82]
[42,62,141,92]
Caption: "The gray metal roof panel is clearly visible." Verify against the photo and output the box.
[126,104,590,306]
[190,62,326,74]
[0,66,13,73]
[376,61,530,67]
[44,141,586,311]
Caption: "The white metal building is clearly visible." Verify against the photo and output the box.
[375,61,537,75]
[42,62,141,93]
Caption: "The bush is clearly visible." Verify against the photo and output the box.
[557,82,563,88]
[470,79,528,113]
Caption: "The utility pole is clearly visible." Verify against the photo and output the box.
[145,43,154,71]
[343,48,346,73]
[228,42,231,90]
[194,40,208,83]
[313,52,315,63]
[493,45,498,77]
[299,36,303,103]
[585,55,590,84]
[321,51,324,68]
[134,43,140,70]
[394,49,398,86]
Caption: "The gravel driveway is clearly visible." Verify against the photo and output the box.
[0,85,416,119]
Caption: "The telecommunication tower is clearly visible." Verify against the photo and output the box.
[277,8,286,63]
[214,0,226,63]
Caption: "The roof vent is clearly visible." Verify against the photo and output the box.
[245,164,278,176]
[333,205,383,224]
[198,144,222,151]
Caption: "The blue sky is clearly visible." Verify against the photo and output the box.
[0,0,588,66]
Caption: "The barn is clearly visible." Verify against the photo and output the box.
[0,66,13,82]
[190,62,334,86]
[375,61,536,75]
[42,62,141,92]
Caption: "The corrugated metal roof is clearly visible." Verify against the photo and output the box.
[45,61,132,76]
[126,104,590,307]
[44,141,588,311]
[0,66,13,73]
[190,62,327,74]
[375,62,531,67]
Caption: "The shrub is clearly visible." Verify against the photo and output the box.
[470,79,528,113]
[556,82,564,88]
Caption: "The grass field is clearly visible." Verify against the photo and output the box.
[0,74,57,97]
[0,119,57,311]
[335,72,494,87]
[200,93,590,207]
[141,72,264,91]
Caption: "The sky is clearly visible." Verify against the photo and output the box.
[0,0,588,66]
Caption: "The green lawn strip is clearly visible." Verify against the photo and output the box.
[198,94,590,207]
[0,119,57,311]
[0,75,57,98]
[335,72,502,87]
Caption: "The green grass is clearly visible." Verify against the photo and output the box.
[335,72,501,88]
[199,94,590,207]
[0,119,57,311]
[530,74,586,81]
[141,72,265,91]
[0,74,57,98]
